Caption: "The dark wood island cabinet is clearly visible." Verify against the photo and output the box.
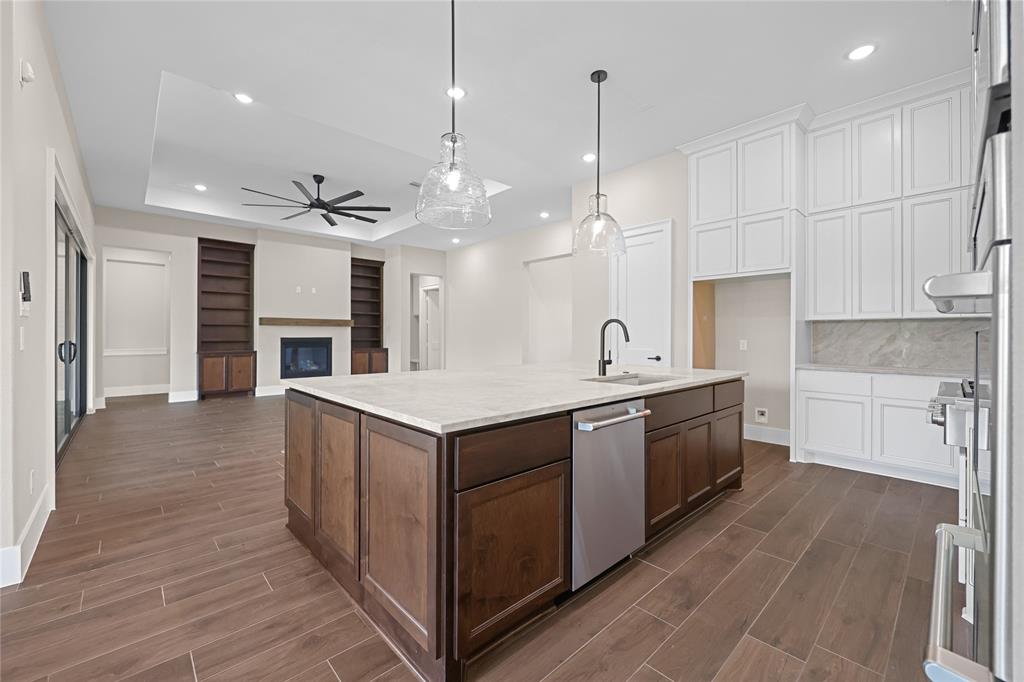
[284,378,744,681]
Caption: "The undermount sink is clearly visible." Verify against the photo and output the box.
[582,373,680,386]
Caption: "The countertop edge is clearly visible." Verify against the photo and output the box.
[282,371,748,434]
[796,363,973,378]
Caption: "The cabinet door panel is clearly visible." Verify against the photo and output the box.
[645,425,684,536]
[689,142,736,225]
[806,211,852,319]
[352,350,370,375]
[738,210,790,273]
[872,398,955,474]
[200,355,227,393]
[852,109,901,204]
[370,348,389,373]
[902,90,962,196]
[738,126,789,216]
[285,390,316,520]
[317,401,359,583]
[852,202,902,318]
[227,353,254,392]
[807,123,851,213]
[455,461,570,658]
[681,415,715,511]
[691,221,737,278]
[902,191,963,317]
[799,391,871,460]
[712,405,743,488]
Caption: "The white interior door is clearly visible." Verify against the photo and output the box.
[423,287,441,369]
[608,220,672,367]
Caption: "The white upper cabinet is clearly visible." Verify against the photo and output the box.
[902,90,962,196]
[806,123,851,213]
[806,210,851,319]
[852,108,902,205]
[689,142,736,226]
[737,126,790,216]
[690,221,737,279]
[737,210,790,273]
[851,202,902,318]
[902,191,964,317]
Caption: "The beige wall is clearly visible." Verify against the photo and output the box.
[713,275,791,430]
[445,151,688,371]
[1,0,97,580]
[383,244,446,372]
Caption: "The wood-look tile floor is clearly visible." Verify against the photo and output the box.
[0,396,966,682]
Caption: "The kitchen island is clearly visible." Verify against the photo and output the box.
[282,365,746,681]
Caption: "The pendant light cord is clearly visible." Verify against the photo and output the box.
[595,76,601,198]
[450,0,456,137]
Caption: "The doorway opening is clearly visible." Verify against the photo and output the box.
[56,203,87,467]
[409,274,444,371]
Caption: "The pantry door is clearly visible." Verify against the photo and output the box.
[608,219,673,367]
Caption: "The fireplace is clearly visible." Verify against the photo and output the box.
[280,337,332,379]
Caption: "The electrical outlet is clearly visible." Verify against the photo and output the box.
[754,408,768,424]
[739,339,748,351]
[295,285,302,294]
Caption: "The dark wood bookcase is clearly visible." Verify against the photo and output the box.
[350,257,387,374]
[197,238,256,396]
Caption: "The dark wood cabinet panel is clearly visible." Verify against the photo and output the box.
[682,415,715,510]
[285,390,316,522]
[645,425,685,537]
[713,404,744,488]
[646,387,714,432]
[714,380,744,411]
[352,348,389,375]
[200,355,227,393]
[455,460,570,658]
[360,416,439,656]
[227,352,255,392]
[317,401,359,589]
[199,351,255,397]
[455,416,570,490]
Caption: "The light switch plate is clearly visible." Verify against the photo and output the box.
[739,339,748,351]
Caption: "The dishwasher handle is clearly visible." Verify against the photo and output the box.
[576,408,651,432]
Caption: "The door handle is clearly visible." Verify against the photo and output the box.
[647,355,662,362]
[68,341,78,363]
[57,341,66,363]
[577,408,652,432]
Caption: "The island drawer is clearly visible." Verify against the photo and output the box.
[455,415,571,490]
[714,380,744,410]
[645,387,714,432]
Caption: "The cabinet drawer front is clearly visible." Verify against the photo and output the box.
[646,387,714,432]
[713,380,744,411]
[455,416,571,490]
[872,373,958,400]
[455,461,570,658]
[797,370,871,396]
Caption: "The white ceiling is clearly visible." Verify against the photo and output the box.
[45,0,971,250]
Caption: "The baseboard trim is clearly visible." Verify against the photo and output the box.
[744,424,790,446]
[1,482,53,587]
[168,390,199,403]
[255,385,286,397]
[800,449,958,489]
[104,384,170,398]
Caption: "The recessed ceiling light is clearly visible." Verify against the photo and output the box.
[451,237,461,244]
[539,211,550,219]
[194,184,207,192]
[234,92,254,104]
[447,86,466,100]
[847,44,876,61]
[582,152,597,163]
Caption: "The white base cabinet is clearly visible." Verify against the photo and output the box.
[796,369,959,486]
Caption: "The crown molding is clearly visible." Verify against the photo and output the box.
[677,103,815,155]
[809,68,971,130]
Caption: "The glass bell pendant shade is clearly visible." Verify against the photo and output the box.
[573,193,626,257]
[416,132,491,229]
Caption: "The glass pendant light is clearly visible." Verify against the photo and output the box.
[416,0,491,229]
[573,69,625,257]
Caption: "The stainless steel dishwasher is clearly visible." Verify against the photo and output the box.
[571,398,649,590]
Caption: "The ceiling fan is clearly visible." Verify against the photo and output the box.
[241,174,391,227]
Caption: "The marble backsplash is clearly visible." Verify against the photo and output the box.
[812,319,991,370]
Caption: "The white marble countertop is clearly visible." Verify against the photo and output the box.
[283,364,747,434]
[796,363,972,378]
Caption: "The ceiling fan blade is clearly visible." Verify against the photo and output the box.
[241,187,306,205]
[328,205,391,212]
[330,209,377,224]
[327,190,364,205]
[321,212,338,227]
[242,203,306,207]
[281,209,312,220]
[293,180,315,203]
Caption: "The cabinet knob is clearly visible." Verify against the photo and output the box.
[647,355,662,362]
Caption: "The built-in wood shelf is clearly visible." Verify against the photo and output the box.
[258,317,354,327]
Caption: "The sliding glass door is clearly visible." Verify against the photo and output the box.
[56,205,86,464]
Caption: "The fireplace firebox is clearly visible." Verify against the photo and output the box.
[280,337,332,379]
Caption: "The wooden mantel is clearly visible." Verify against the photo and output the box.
[258,317,353,327]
